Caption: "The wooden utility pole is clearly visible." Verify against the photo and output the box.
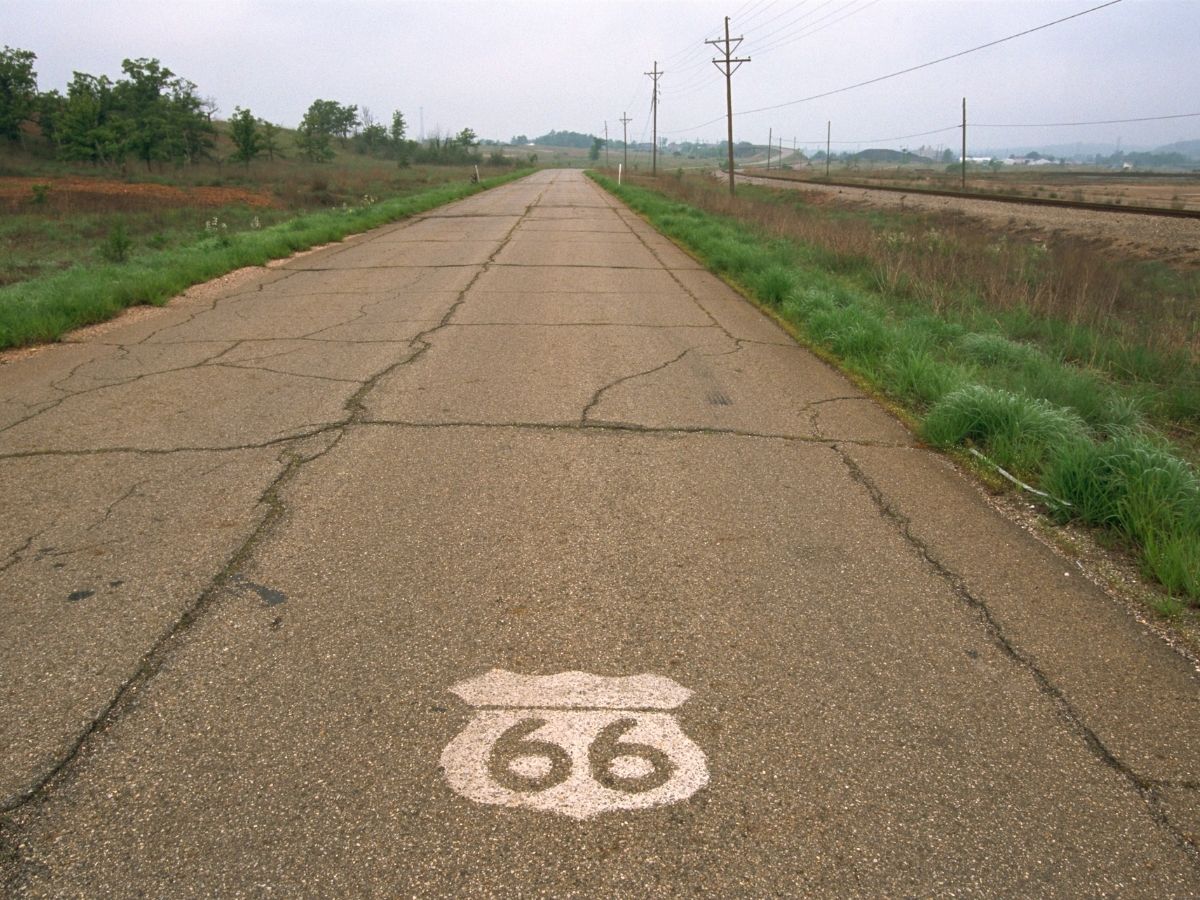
[707,16,750,196]
[620,112,632,173]
[767,126,772,170]
[604,120,610,168]
[645,61,663,175]
[961,97,967,190]
[825,121,831,179]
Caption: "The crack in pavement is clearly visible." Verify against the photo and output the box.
[579,346,700,425]
[0,424,345,461]
[0,342,240,438]
[204,362,368,386]
[833,444,1200,867]
[489,263,663,271]
[359,418,909,448]
[803,396,879,441]
[608,213,738,344]
[0,535,37,575]
[283,263,481,272]
[0,439,320,816]
[85,478,149,534]
[445,322,716,329]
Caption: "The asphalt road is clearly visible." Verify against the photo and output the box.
[1,169,1198,896]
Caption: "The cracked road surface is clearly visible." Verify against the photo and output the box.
[2,170,1199,895]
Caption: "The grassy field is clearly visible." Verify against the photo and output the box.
[0,144,530,347]
[0,144,519,288]
[591,170,1200,611]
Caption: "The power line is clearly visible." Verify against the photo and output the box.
[824,125,959,144]
[974,112,1200,128]
[662,109,1200,148]
[745,0,835,44]
[754,0,882,57]
[743,0,813,37]
[677,0,1125,132]
[756,0,856,52]
[739,0,782,30]
[742,0,1124,116]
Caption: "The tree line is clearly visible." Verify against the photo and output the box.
[0,45,487,169]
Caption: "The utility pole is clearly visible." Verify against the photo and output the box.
[707,16,750,196]
[825,121,831,179]
[767,126,772,170]
[604,120,610,168]
[645,61,663,175]
[620,112,632,173]
[961,97,967,191]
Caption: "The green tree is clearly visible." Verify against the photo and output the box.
[229,106,261,167]
[333,103,359,144]
[259,119,284,161]
[35,88,65,145]
[100,58,213,169]
[296,98,339,162]
[167,76,214,164]
[389,110,411,164]
[0,46,38,142]
[353,107,388,156]
[55,72,123,165]
[454,127,478,149]
[589,136,605,161]
[114,58,174,169]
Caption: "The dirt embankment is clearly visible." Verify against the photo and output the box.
[738,174,1200,268]
[1,176,277,212]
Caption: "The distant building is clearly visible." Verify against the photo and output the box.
[1000,155,1055,166]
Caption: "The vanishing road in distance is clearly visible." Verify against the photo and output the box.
[2,170,1198,895]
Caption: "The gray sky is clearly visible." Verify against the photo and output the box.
[8,0,1199,153]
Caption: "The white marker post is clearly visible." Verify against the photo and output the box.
[441,670,709,820]
[618,163,623,185]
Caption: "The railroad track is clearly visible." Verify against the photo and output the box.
[736,170,1200,220]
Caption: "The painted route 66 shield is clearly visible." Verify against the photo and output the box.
[440,670,709,820]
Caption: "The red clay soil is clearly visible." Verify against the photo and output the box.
[1,176,278,212]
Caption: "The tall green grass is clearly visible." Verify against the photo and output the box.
[0,170,531,349]
[591,172,1200,604]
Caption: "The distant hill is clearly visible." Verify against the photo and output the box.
[1154,139,1200,160]
[852,148,933,164]
[530,130,598,149]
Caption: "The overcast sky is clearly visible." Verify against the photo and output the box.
[8,0,1199,153]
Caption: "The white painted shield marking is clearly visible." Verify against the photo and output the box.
[441,669,709,819]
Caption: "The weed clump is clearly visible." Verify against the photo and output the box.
[754,264,796,306]
[1043,432,1200,594]
[923,384,1087,472]
[98,220,133,263]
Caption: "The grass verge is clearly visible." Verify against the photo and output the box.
[0,169,532,349]
[590,171,1200,606]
